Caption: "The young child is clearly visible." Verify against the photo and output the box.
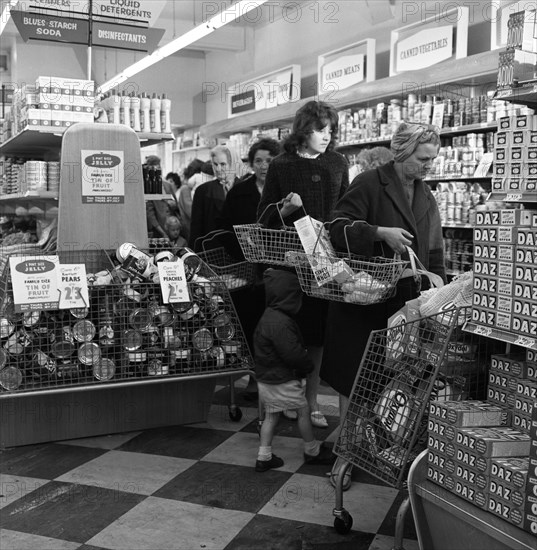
[164,216,188,249]
[253,269,335,472]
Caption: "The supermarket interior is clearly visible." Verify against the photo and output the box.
[0,1,537,549]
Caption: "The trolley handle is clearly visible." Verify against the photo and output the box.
[404,245,444,289]
[195,229,236,254]
[257,199,307,229]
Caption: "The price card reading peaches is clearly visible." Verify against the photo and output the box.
[9,256,60,312]
[158,261,189,303]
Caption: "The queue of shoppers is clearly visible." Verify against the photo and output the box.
[160,103,445,475]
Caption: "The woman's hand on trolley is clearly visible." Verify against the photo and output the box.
[280,192,303,217]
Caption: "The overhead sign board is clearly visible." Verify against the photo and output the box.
[26,0,167,26]
[389,6,468,76]
[228,65,300,118]
[11,10,89,44]
[92,0,167,25]
[395,25,453,73]
[92,22,165,53]
[318,39,375,95]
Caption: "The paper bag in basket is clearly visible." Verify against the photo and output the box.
[294,216,353,286]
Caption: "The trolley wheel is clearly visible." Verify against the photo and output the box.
[228,406,243,422]
[334,511,353,534]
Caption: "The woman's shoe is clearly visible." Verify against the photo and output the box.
[282,409,298,420]
[310,411,328,428]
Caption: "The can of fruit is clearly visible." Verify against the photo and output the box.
[175,247,202,281]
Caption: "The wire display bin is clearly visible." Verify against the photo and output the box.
[0,247,254,420]
[331,306,475,537]
[233,201,304,267]
[196,230,257,292]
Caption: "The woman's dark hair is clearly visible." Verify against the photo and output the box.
[183,158,205,180]
[247,138,281,165]
[283,101,339,154]
[165,172,182,188]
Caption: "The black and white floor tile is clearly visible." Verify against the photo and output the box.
[0,379,419,550]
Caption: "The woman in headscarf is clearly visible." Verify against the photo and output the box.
[320,122,446,489]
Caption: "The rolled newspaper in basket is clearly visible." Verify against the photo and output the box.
[293,218,408,305]
[233,200,306,266]
[195,230,257,292]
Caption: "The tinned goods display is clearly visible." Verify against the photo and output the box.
[0,246,253,393]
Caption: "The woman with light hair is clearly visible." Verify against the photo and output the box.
[189,144,246,250]
[321,122,447,490]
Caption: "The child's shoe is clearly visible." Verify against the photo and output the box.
[304,443,336,465]
[255,455,284,472]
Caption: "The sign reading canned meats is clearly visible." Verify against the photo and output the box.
[9,256,60,312]
[81,150,125,204]
[57,264,89,310]
[158,262,189,304]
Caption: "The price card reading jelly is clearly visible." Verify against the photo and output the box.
[57,264,89,310]
[9,255,60,312]
[158,261,189,304]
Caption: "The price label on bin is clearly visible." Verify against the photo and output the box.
[158,262,189,303]
[9,256,60,312]
[57,264,89,310]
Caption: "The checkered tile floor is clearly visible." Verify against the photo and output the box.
[0,378,418,550]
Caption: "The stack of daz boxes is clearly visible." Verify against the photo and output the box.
[472,208,537,338]
[427,348,537,535]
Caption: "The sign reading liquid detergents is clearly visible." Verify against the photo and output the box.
[81,150,125,204]
[395,25,454,73]
[9,256,60,312]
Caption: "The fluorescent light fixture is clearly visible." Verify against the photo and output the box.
[98,0,269,95]
[0,0,20,36]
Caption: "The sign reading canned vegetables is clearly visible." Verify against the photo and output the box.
[9,256,60,312]
[57,264,90,310]
[157,261,189,304]
[81,149,124,203]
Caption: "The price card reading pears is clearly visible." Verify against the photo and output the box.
[9,256,60,312]
[57,264,90,310]
[158,261,189,304]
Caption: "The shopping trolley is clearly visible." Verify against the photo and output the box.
[233,201,305,267]
[330,306,475,545]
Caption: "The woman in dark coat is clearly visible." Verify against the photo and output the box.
[321,122,446,488]
[257,100,349,428]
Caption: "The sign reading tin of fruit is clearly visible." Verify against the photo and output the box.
[57,264,89,310]
[81,150,124,203]
[9,256,60,312]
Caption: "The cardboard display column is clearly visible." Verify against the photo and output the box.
[57,123,149,251]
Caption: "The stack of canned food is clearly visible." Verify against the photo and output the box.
[0,244,252,392]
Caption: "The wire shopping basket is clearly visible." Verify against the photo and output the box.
[233,201,304,267]
[292,219,408,305]
[196,230,257,292]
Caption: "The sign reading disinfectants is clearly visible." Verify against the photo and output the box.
[92,21,165,53]
[395,25,453,73]
[57,264,89,310]
[158,262,189,304]
[9,256,60,312]
[321,53,364,92]
[81,150,125,204]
